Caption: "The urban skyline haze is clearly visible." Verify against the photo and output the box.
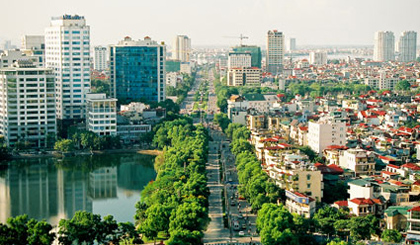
[1,0,420,47]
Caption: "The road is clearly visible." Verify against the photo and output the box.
[179,67,260,244]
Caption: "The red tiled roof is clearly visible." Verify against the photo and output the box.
[334,200,348,207]
[409,206,420,212]
[387,164,400,169]
[381,170,399,176]
[401,163,420,171]
[350,198,382,206]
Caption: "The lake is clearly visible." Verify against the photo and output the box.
[0,153,156,225]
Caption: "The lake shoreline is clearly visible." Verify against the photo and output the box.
[6,147,162,161]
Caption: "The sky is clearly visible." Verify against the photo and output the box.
[1,0,420,48]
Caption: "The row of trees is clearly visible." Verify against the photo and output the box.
[54,129,121,153]
[166,73,196,105]
[0,212,141,245]
[218,122,285,212]
[135,118,210,244]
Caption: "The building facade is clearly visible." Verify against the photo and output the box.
[109,36,166,103]
[228,52,251,69]
[231,45,262,68]
[0,60,56,148]
[227,67,262,86]
[398,31,417,62]
[45,15,91,120]
[266,30,284,74]
[93,46,107,71]
[172,35,191,62]
[309,51,327,65]
[288,38,296,51]
[373,31,395,62]
[86,93,117,136]
[308,117,346,154]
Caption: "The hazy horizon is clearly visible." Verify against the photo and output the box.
[1,0,419,48]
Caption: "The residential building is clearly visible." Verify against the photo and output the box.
[339,148,376,176]
[348,197,385,217]
[85,93,117,136]
[45,14,91,121]
[227,67,262,86]
[109,36,166,103]
[373,31,395,61]
[384,206,410,231]
[398,31,417,62]
[266,30,284,74]
[228,52,251,69]
[0,60,56,148]
[309,51,327,65]
[308,115,346,154]
[406,206,420,244]
[231,45,262,68]
[172,35,191,62]
[285,190,316,218]
[93,46,107,71]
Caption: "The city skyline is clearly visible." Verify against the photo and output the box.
[1,0,420,48]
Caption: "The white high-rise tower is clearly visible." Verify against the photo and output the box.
[172,35,191,62]
[93,46,107,71]
[398,31,417,62]
[45,15,91,121]
[266,30,284,74]
[373,31,395,61]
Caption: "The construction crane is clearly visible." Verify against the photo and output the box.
[223,34,249,46]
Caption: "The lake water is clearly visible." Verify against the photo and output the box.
[0,153,156,225]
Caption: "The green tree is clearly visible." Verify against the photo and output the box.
[54,139,74,153]
[381,229,402,243]
[395,80,411,91]
[213,113,230,132]
[348,215,378,241]
[298,146,317,161]
[231,139,253,155]
[58,211,102,245]
[27,219,55,245]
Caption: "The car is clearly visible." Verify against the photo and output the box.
[242,223,247,230]
[238,231,245,237]
[238,212,243,219]
[230,201,236,206]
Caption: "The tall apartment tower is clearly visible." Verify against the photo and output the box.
[288,38,296,51]
[45,15,91,121]
[398,31,417,62]
[373,31,395,61]
[21,35,45,68]
[172,35,191,62]
[109,36,166,103]
[93,46,107,71]
[266,30,284,74]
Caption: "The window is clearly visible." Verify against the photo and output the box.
[306,174,311,180]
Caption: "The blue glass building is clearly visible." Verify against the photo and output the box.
[110,37,166,103]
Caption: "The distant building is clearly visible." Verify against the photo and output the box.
[232,45,262,68]
[21,35,44,50]
[0,60,56,148]
[86,93,117,136]
[309,51,327,65]
[405,206,420,244]
[93,46,107,71]
[285,190,316,218]
[266,30,284,74]
[398,31,417,62]
[228,52,251,69]
[288,38,296,51]
[373,31,395,61]
[339,148,376,176]
[109,36,166,103]
[45,14,91,121]
[227,67,262,86]
[172,35,191,62]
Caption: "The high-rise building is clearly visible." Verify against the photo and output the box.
[398,31,417,62]
[110,36,166,103]
[93,46,107,71]
[0,60,56,148]
[231,45,262,68]
[309,51,327,65]
[227,67,262,86]
[45,15,91,121]
[172,35,191,62]
[288,38,296,51]
[266,30,284,74]
[308,113,346,155]
[373,31,395,61]
[228,52,251,69]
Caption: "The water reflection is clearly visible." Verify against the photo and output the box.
[0,153,156,225]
